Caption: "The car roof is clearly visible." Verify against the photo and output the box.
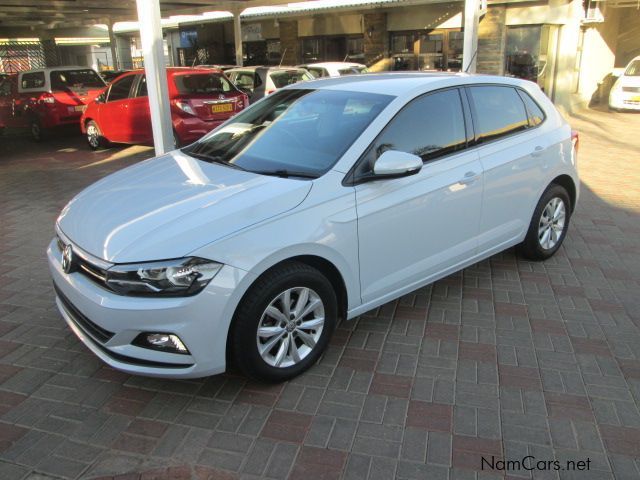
[304,62,365,68]
[287,72,536,96]
[227,66,306,72]
[18,66,96,74]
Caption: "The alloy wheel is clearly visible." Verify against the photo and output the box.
[256,287,325,368]
[87,124,100,148]
[538,197,566,250]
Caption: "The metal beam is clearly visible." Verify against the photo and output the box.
[136,0,173,155]
[233,9,243,67]
[462,0,479,73]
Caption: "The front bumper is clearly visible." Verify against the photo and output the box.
[48,238,250,378]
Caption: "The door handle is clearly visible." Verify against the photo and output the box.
[531,146,545,157]
[459,171,480,185]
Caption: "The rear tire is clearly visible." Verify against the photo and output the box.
[86,120,110,150]
[519,184,571,261]
[30,119,46,142]
[231,261,337,382]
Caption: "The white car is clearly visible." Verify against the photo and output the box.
[609,56,640,111]
[49,73,579,381]
[299,62,368,78]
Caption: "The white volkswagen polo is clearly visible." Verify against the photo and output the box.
[49,73,579,382]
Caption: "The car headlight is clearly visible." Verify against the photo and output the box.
[106,257,222,296]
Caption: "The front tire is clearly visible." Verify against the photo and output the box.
[231,262,337,382]
[86,120,109,150]
[520,184,571,261]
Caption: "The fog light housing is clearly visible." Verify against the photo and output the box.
[133,333,190,355]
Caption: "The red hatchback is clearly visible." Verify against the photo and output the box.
[0,67,106,141]
[81,67,248,149]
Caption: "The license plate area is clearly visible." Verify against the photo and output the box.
[211,103,233,113]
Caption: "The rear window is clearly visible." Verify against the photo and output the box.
[21,72,45,89]
[468,86,529,143]
[50,69,105,90]
[173,74,233,94]
[625,60,640,76]
[269,70,313,88]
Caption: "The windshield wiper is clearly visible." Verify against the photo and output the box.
[252,169,319,179]
[184,151,246,171]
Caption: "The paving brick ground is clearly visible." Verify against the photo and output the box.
[0,107,639,480]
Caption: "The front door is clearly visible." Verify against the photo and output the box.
[98,73,137,143]
[354,88,483,304]
[128,74,153,144]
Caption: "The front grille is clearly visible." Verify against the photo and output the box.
[54,284,115,343]
[56,235,110,289]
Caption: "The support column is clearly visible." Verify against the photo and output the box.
[278,20,298,65]
[363,12,388,70]
[233,10,243,66]
[108,22,120,71]
[462,0,480,73]
[476,5,506,75]
[136,0,173,155]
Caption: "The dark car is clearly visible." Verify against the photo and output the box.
[100,70,132,84]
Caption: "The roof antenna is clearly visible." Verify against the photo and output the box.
[343,54,349,62]
[279,48,287,67]
[464,49,478,73]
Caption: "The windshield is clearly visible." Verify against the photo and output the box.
[182,88,393,178]
[50,69,105,90]
[625,60,640,77]
[173,73,235,94]
[339,66,368,76]
[269,70,314,88]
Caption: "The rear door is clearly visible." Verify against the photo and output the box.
[466,85,548,254]
[98,73,137,142]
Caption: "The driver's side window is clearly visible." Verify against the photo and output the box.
[107,75,135,102]
[353,88,467,180]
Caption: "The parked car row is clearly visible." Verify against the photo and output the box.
[0,61,371,147]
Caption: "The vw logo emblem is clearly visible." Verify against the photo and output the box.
[61,244,74,274]
[218,94,225,100]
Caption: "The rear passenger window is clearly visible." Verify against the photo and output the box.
[21,72,45,89]
[517,90,545,126]
[354,89,467,179]
[468,86,529,142]
[107,75,135,102]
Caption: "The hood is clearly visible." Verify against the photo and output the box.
[57,151,312,263]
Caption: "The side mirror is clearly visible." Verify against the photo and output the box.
[95,92,106,104]
[373,150,423,178]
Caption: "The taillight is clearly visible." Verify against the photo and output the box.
[237,94,249,110]
[39,92,56,105]
[571,129,579,153]
[173,100,195,115]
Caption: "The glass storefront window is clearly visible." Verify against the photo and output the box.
[505,26,542,83]
[390,30,461,72]
[505,25,559,97]
[301,38,322,63]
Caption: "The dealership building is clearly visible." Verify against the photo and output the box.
[1,0,638,111]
